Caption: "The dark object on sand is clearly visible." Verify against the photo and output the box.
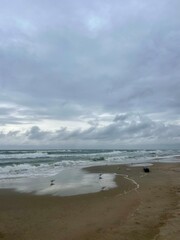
[143,167,150,173]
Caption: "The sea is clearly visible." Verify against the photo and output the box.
[0,149,179,196]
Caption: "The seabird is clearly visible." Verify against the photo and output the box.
[50,179,55,186]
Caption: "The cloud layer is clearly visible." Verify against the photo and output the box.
[1,113,180,149]
[0,0,180,148]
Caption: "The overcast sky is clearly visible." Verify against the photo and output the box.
[0,0,180,149]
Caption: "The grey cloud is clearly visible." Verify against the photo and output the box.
[25,126,50,140]
[0,113,178,148]
[0,107,13,114]
[0,1,180,147]
[0,106,25,126]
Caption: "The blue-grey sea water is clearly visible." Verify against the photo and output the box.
[0,149,179,180]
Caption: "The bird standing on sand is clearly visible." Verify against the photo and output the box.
[50,179,55,186]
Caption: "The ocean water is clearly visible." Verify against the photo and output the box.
[0,149,179,180]
[0,149,179,196]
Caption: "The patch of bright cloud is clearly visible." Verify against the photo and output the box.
[87,15,106,31]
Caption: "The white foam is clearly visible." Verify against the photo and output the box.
[0,150,180,180]
[0,152,49,159]
[129,163,153,167]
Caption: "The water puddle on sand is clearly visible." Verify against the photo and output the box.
[0,168,117,196]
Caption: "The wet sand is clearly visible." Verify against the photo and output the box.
[0,163,179,240]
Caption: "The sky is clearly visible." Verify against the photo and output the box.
[0,0,180,149]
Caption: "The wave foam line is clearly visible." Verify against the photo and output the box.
[116,174,140,197]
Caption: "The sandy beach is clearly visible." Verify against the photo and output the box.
[0,163,179,240]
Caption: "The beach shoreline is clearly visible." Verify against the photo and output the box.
[0,162,179,240]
